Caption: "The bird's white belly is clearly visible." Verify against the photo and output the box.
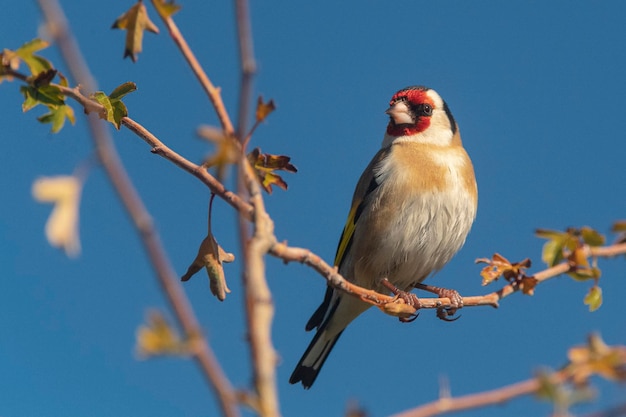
[356,189,475,292]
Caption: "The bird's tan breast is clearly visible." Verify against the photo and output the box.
[352,141,477,289]
[387,142,477,203]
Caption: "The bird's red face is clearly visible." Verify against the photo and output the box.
[385,86,436,137]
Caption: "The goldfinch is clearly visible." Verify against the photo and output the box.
[290,86,478,389]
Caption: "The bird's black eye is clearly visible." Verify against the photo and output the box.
[419,103,433,116]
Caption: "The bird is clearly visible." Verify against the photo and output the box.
[289,85,478,389]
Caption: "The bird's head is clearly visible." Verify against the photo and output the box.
[383,86,458,147]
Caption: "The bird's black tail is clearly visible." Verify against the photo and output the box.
[289,325,344,389]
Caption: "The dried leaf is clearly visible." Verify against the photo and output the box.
[255,96,276,123]
[181,230,234,301]
[520,276,538,295]
[247,147,297,193]
[30,68,57,87]
[112,1,159,62]
[475,253,531,287]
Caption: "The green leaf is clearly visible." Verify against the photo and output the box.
[15,38,52,76]
[112,1,159,62]
[541,237,565,267]
[90,91,128,129]
[567,266,601,282]
[111,100,128,129]
[583,286,603,312]
[109,81,137,100]
[37,104,76,133]
[580,226,605,247]
[20,85,65,111]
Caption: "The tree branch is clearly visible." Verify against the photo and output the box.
[242,161,281,417]
[35,2,239,416]
[150,0,235,136]
[388,369,570,417]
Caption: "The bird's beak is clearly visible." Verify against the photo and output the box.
[385,101,414,125]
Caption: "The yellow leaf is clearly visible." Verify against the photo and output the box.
[136,310,187,358]
[580,226,605,247]
[198,125,241,181]
[32,175,82,257]
[152,0,182,19]
[583,286,602,312]
[567,334,626,385]
[112,1,159,62]
[14,38,52,76]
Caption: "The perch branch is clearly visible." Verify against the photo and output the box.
[15,70,626,320]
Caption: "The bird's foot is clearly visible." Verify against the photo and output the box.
[413,282,463,322]
[379,278,421,323]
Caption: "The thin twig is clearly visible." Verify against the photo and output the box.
[35,2,239,416]
[389,369,570,417]
[150,0,234,136]
[234,0,257,140]
[582,403,626,417]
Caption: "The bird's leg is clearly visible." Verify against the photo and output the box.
[379,278,421,323]
[413,282,463,322]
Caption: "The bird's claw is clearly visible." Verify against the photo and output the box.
[379,278,421,323]
[413,283,464,323]
[436,307,461,322]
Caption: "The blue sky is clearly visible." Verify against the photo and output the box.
[1,1,625,416]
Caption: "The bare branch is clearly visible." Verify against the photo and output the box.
[242,161,281,417]
[234,0,257,140]
[231,0,281,414]
[388,369,570,417]
[35,1,239,416]
[150,0,235,136]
